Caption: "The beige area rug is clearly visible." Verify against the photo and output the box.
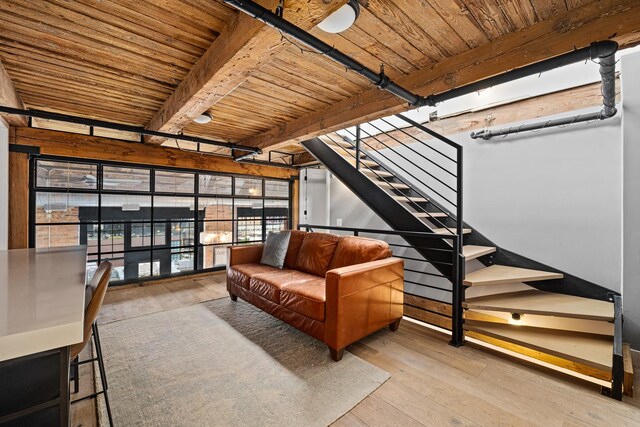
[97,298,390,426]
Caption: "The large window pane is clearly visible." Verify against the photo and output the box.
[265,180,289,197]
[35,192,98,224]
[235,177,262,196]
[155,170,194,193]
[199,174,232,195]
[153,196,195,220]
[103,166,150,192]
[100,223,126,253]
[36,160,98,190]
[199,221,233,245]
[198,197,233,220]
[154,249,194,274]
[199,245,228,269]
[101,194,152,221]
[36,224,82,248]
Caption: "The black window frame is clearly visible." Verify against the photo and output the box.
[29,155,293,286]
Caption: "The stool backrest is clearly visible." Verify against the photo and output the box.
[70,261,112,359]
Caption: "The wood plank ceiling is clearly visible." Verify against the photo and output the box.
[0,0,637,160]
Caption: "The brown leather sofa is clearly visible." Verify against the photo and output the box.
[227,231,404,361]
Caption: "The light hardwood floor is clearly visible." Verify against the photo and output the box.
[73,273,640,426]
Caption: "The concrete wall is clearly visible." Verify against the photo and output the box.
[622,52,640,347]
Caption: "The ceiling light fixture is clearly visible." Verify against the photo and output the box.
[193,113,213,124]
[317,0,360,34]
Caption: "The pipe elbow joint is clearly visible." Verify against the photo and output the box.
[590,40,619,59]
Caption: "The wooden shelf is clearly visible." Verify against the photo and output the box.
[464,322,613,371]
[464,265,563,286]
[463,245,496,261]
[463,290,613,321]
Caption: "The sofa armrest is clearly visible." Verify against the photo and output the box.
[326,258,404,297]
[325,257,404,351]
[227,244,264,267]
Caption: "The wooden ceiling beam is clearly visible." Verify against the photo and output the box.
[240,0,640,150]
[0,58,27,126]
[145,0,346,144]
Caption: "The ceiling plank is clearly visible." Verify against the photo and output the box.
[0,58,27,126]
[239,0,640,151]
[145,0,347,144]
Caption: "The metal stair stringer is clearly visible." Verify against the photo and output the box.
[301,137,455,278]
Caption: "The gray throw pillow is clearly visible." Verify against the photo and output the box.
[260,231,291,269]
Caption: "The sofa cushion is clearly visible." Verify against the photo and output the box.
[280,279,326,322]
[284,230,307,269]
[227,263,281,290]
[328,236,392,270]
[295,232,341,277]
[249,270,320,304]
[260,230,291,268]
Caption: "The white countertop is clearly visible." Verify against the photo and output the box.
[0,246,87,362]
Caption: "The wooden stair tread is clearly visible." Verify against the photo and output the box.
[412,211,448,218]
[434,227,472,235]
[343,157,378,167]
[320,135,352,148]
[464,322,613,371]
[362,169,393,178]
[376,181,410,189]
[463,290,613,321]
[463,245,496,261]
[465,311,614,336]
[464,265,563,286]
[392,195,429,202]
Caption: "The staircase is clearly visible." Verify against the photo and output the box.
[300,114,632,400]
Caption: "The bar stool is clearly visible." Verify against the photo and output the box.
[70,261,114,426]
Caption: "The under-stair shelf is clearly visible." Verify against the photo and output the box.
[463,290,614,321]
[464,265,563,286]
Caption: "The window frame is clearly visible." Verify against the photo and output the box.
[30,155,292,286]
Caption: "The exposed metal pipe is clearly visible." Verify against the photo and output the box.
[0,105,262,154]
[222,0,430,107]
[224,0,620,130]
[470,41,618,140]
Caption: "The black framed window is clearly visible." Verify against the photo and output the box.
[31,157,292,285]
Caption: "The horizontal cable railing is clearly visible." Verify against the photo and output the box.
[311,112,466,345]
[298,224,460,330]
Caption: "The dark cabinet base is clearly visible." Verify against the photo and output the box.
[0,347,70,427]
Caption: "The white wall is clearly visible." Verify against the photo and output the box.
[621,51,640,347]
[373,108,622,292]
[0,117,8,251]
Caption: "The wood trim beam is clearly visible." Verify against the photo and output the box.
[0,59,27,126]
[145,0,346,144]
[12,127,298,179]
[241,0,640,150]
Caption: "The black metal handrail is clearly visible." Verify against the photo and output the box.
[298,223,464,343]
